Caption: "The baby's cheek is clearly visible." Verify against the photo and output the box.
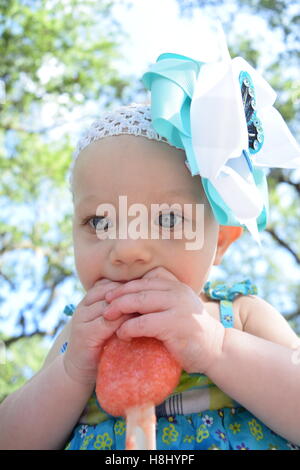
[177,263,206,294]
[74,250,99,291]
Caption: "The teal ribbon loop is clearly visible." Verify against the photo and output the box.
[143,53,204,175]
[142,53,269,231]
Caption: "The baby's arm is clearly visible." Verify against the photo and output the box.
[207,295,300,445]
[0,322,94,450]
[238,295,299,349]
[0,278,129,449]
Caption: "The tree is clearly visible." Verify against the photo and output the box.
[176,0,300,333]
[0,0,130,398]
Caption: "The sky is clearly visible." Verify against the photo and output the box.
[42,0,285,145]
[111,0,283,75]
[112,0,225,74]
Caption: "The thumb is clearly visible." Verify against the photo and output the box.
[143,266,178,282]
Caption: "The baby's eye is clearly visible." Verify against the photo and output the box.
[155,211,183,229]
[88,216,112,232]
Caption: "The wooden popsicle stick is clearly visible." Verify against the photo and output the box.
[125,403,156,450]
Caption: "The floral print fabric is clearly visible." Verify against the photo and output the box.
[66,408,298,450]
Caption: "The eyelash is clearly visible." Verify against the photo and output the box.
[81,212,184,231]
[81,215,110,231]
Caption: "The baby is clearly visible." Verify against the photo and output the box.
[1,54,300,450]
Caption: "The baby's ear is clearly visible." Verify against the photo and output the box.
[213,225,243,265]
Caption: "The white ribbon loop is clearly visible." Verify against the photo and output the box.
[190,50,300,237]
[191,59,248,180]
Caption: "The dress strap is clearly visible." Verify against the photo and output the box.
[203,279,257,329]
[219,300,235,328]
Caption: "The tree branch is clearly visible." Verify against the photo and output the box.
[3,319,66,348]
[266,227,300,265]
[269,169,300,196]
[284,310,300,323]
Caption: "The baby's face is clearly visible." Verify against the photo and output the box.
[72,135,220,295]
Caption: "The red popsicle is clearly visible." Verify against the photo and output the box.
[96,334,182,449]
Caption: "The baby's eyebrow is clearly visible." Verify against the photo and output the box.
[155,188,197,199]
[74,196,97,209]
[74,188,197,213]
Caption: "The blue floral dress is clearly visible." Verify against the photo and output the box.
[62,280,299,450]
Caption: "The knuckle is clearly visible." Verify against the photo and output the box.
[137,291,147,303]
[87,281,123,305]
[102,284,119,298]
[105,281,125,294]
[138,291,147,302]
[99,300,109,311]
[99,282,117,295]
[135,315,146,334]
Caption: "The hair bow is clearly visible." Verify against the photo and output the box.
[142,47,300,241]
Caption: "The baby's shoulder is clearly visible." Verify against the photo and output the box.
[233,292,261,329]
[203,289,286,334]
[235,293,281,327]
[233,294,298,348]
[204,291,298,348]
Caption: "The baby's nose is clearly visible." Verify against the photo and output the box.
[109,238,152,266]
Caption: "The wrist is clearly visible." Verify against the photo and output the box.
[59,354,96,393]
[203,320,227,378]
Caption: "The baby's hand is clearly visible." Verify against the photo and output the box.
[103,267,225,374]
[64,279,134,385]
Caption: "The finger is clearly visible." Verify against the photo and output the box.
[105,277,174,303]
[105,267,180,302]
[76,300,109,323]
[93,278,112,286]
[84,280,123,306]
[103,290,173,320]
[116,310,172,342]
[87,312,138,346]
[95,312,138,339]
[143,266,179,282]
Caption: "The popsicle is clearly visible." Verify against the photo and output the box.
[96,335,182,450]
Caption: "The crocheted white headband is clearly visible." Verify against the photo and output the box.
[69,103,180,189]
